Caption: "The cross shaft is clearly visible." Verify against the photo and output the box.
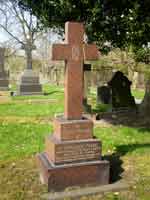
[52,22,99,120]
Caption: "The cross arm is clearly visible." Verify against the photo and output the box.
[51,44,70,61]
[83,44,100,60]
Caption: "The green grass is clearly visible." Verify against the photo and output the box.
[94,126,150,155]
[11,84,64,101]
[0,123,52,161]
[0,84,150,200]
[0,102,64,117]
[131,89,145,99]
[93,103,111,113]
[0,84,64,117]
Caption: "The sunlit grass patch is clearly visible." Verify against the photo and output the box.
[0,122,52,161]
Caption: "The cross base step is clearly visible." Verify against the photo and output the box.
[53,116,93,141]
[45,135,102,165]
[36,152,110,192]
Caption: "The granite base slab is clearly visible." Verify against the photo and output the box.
[36,152,110,192]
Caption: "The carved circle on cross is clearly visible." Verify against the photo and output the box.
[71,45,80,61]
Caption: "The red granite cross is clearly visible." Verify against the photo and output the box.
[52,22,99,120]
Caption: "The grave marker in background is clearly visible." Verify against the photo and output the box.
[97,85,111,104]
[0,48,9,90]
[17,44,42,95]
[108,71,136,110]
[37,22,109,191]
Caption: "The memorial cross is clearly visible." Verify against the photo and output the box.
[52,22,99,119]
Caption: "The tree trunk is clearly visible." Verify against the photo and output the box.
[25,47,32,70]
[139,79,150,116]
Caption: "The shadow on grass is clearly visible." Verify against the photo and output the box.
[43,90,63,96]
[95,109,150,129]
[104,153,123,183]
[137,127,150,133]
[104,143,150,183]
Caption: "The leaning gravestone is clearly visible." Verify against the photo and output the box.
[37,22,109,191]
[0,48,9,90]
[17,45,42,95]
[108,71,136,110]
[97,85,111,104]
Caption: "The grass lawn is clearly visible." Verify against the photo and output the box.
[0,84,150,200]
[131,89,145,100]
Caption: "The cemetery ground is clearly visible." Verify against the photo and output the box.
[0,85,150,200]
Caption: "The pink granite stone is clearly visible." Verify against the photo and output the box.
[36,22,109,192]
[52,22,99,120]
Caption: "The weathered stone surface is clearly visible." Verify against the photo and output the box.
[0,48,9,90]
[97,86,111,104]
[45,135,101,164]
[52,22,99,120]
[37,152,110,191]
[53,116,93,141]
[64,60,83,119]
[36,22,109,192]
[17,69,42,95]
[43,181,129,199]
[108,71,136,110]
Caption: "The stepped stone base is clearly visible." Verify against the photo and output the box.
[54,116,93,141]
[37,116,110,191]
[45,135,102,165]
[37,152,110,191]
[17,69,42,95]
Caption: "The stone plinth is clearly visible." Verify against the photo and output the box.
[45,135,101,165]
[17,69,42,95]
[37,152,109,191]
[37,116,110,191]
[53,116,93,141]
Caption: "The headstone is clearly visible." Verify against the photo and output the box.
[97,86,111,104]
[108,71,136,110]
[83,64,92,112]
[17,69,42,95]
[17,44,42,95]
[36,22,109,191]
[0,48,9,90]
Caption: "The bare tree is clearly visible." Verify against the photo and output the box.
[0,0,43,70]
